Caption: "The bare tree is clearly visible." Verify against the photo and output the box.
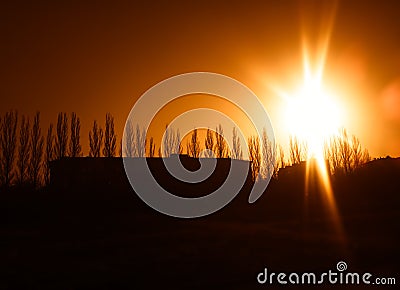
[351,135,370,169]
[55,112,68,159]
[324,129,370,175]
[289,136,301,165]
[289,136,307,165]
[162,124,180,157]
[103,113,117,157]
[118,139,122,157]
[215,124,229,158]
[124,120,135,157]
[274,144,286,177]
[187,128,201,158]
[324,137,340,175]
[277,144,286,169]
[361,149,371,165]
[69,112,82,157]
[269,144,286,179]
[162,124,173,157]
[338,129,353,174]
[261,128,275,179]
[205,128,214,157]
[232,127,243,160]
[351,135,362,169]
[89,120,103,157]
[248,136,261,182]
[134,125,146,157]
[29,112,44,188]
[148,137,156,157]
[44,124,54,185]
[17,115,30,185]
[0,111,18,188]
[176,129,183,154]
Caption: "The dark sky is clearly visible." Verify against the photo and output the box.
[1,0,400,156]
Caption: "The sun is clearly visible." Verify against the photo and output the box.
[267,1,342,162]
[285,76,342,159]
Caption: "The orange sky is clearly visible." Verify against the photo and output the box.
[1,0,400,157]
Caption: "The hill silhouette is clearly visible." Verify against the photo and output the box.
[0,156,399,289]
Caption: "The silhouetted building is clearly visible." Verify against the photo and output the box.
[277,161,307,179]
[49,156,253,198]
[50,157,128,192]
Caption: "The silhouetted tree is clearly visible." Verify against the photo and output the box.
[277,144,286,170]
[124,120,135,157]
[29,112,44,188]
[232,127,243,160]
[89,120,103,157]
[187,129,200,158]
[17,115,30,185]
[204,128,214,157]
[162,124,173,157]
[215,124,228,158]
[271,143,286,179]
[351,135,370,169]
[338,129,352,174]
[289,136,307,165]
[0,111,18,187]
[148,137,156,157]
[55,112,68,159]
[69,112,82,157]
[324,128,370,175]
[103,113,117,157]
[134,125,146,157]
[261,128,275,179]
[324,137,340,175]
[162,124,181,157]
[248,136,261,181]
[119,139,122,157]
[176,129,183,154]
[351,135,362,169]
[44,124,54,185]
[325,129,352,175]
[361,148,370,165]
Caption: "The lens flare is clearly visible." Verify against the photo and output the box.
[269,0,346,245]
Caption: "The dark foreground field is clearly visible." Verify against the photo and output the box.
[1,158,399,289]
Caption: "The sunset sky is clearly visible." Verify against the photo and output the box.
[1,0,400,157]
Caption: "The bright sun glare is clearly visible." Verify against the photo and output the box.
[285,77,342,159]
[270,2,345,239]
[281,69,345,239]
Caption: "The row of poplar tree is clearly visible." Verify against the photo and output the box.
[0,111,118,189]
[0,110,371,189]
